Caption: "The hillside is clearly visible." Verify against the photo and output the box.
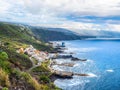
[0,22,53,51]
[30,27,95,41]
[0,22,60,90]
[73,29,120,38]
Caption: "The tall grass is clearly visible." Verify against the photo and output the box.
[21,72,41,90]
[0,68,10,87]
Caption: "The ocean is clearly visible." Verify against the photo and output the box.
[54,40,120,90]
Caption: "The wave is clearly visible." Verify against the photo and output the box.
[87,73,98,78]
[106,69,114,72]
[73,63,79,67]
[54,79,90,90]
[52,65,64,71]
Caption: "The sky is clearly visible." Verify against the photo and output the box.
[0,0,120,33]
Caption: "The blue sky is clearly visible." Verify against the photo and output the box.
[0,0,120,33]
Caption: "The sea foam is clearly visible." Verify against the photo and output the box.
[87,73,98,78]
[106,69,114,72]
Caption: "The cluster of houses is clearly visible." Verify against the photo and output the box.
[17,45,49,65]
[16,42,65,66]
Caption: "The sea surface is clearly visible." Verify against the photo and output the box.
[54,40,120,90]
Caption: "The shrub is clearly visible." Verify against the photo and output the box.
[0,52,8,60]
[0,60,11,74]
[2,87,8,90]
[0,51,11,73]
[39,75,50,83]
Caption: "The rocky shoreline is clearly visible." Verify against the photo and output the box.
[48,42,89,79]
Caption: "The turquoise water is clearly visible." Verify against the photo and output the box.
[54,40,120,90]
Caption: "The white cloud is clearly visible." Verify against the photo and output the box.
[0,1,10,13]
[0,0,120,33]
[34,20,120,33]
[23,0,120,16]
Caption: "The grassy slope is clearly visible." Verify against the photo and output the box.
[0,22,53,51]
[31,27,82,42]
[0,22,60,90]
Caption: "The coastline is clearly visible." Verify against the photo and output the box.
[15,41,90,90]
[48,42,89,82]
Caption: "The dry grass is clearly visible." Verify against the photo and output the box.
[0,68,10,87]
[21,72,41,90]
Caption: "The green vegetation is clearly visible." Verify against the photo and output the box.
[12,69,60,90]
[0,51,8,60]
[0,22,60,90]
[2,87,8,90]
[32,60,50,73]
[31,61,61,90]
[39,75,50,83]
[0,47,32,70]
[31,27,82,42]
[0,51,11,74]
[0,22,53,51]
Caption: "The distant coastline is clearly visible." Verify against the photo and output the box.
[85,38,120,41]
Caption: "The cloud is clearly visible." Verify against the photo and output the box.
[0,0,120,33]
[23,0,120,16]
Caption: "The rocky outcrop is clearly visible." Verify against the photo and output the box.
[71,57,87,61]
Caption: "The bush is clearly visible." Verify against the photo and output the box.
[0,60,11,74]
[2,87,8,90]
[0,52,8,60]
[0,51,11,73]
[39,75,50,83]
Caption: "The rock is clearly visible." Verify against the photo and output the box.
[71,57,87,61]
[52,55,73,59]
[74,73,89,76]
[54,71,73,78]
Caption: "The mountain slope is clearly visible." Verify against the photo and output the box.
[30,27,95,41]
[0,22,53,51]
[74,29,120,38]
